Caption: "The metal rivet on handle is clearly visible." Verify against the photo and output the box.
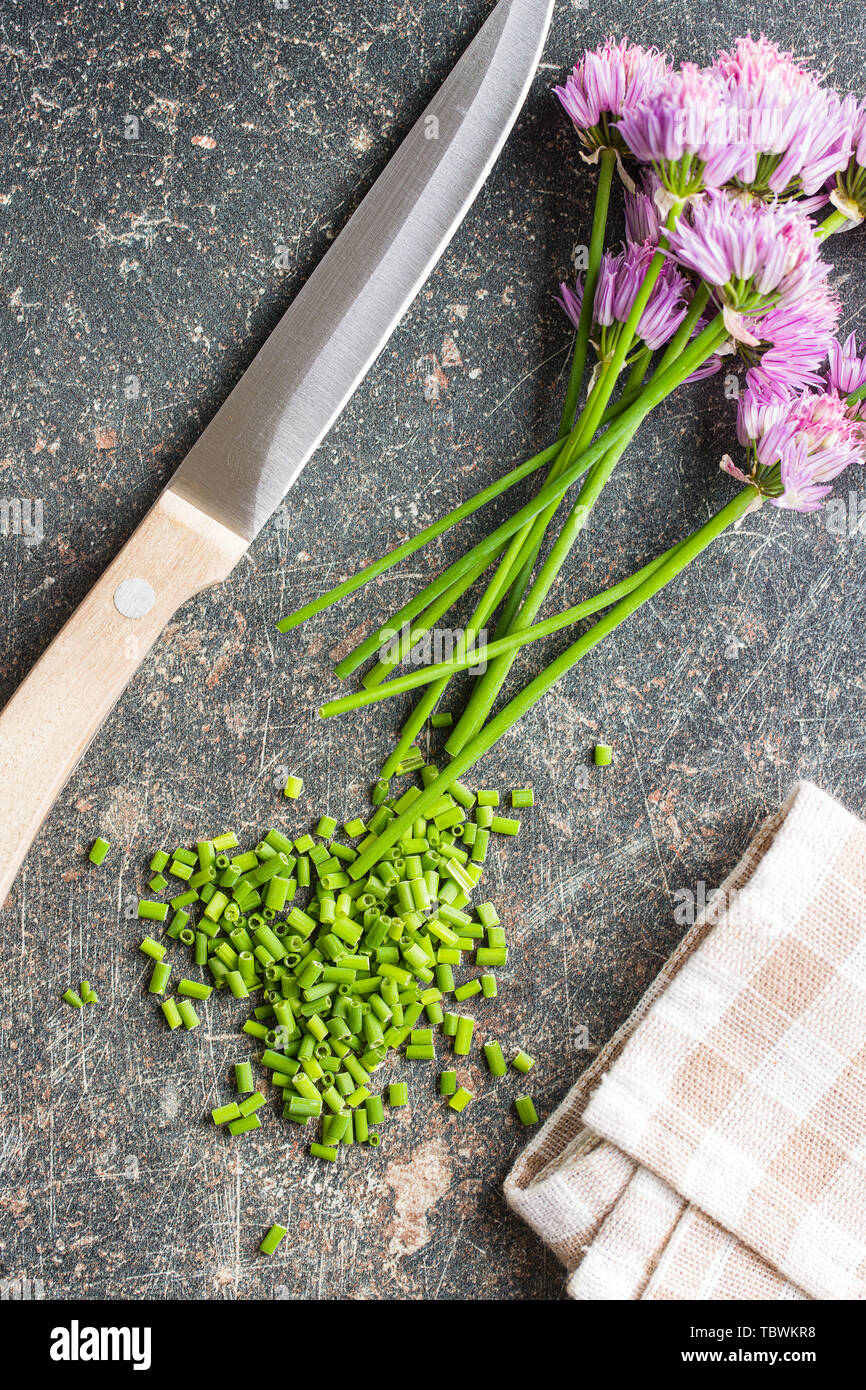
[114,577,156,619]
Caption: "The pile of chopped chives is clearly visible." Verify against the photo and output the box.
[131,763,540,1160]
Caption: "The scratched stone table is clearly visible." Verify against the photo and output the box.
[1,0,866,1301]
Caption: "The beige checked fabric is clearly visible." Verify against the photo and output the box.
[504,782,866,1300]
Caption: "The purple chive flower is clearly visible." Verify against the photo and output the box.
[741,288,840,394]
[832,96,866,220]
[665,191,830,339]
[712,37,853,202]
[555,37,671,156]
[714,35,821,98]
[638,259,690,349]
[616,63,750,196]
[827,332,866,397]
[724,383,864,511]
[557,242,689,354]
[624,174,667,245]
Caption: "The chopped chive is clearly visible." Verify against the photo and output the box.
[138,900,168,922]
[139,936,166,962]
[88,836,110,866]
[161,997,182,1029]
[483,1041,507,1076]
[512,1049,535,1074]
[453,1016,474,1055]
[439,1069,457,1096]
[149,850,169,873]
[62,988,84,1009]
[594,743,613,766]
[235,1062,253,1094]
[388,1082,408,1107]
[515,1095,539,1125]
[489,816,520,836]
[310,1143,338,1161]
[260,1223,288,1255]
[283,775,304,799]
[454,980,481,1002]
[431,712,453,728]
[228,1113,260,1135]
[177,999,200,1030]
[177,979,212,1000]
[148,961,171,995]
[511,788,534,808]
[213,1102,242,1125]
[448,1087,473,1112]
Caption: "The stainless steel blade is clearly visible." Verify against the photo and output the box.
[170,0,554,542]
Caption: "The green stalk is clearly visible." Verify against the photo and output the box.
[447,291,717,757]
[348,486,756,881]
[815,207,856,240]
[376,516,544,777]
[276,436,565,634]
[337,313,726,681]
[320,537,690,717]
[446,208,687,755]
[361,549,497,689]
[558,148,617,435]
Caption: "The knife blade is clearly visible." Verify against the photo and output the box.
[172,0,555,540]
[0,0,554,905]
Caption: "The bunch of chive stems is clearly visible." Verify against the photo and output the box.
[133,777,539,1161]
[277,158,859,876]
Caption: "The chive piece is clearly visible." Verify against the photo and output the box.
[310,1143,338,1161]
[316,815,337,839]
[260,1223,288,1255]
[177,999,200,1030]
[594,743,613,766]
[515,1095,539,1126]
[177,979,212,1000]
[212,1102,242,1125]
[388,1082,408,1107]
[212,831,239,851]
[448,1086,473,1112]
[454,980,481,1002]
[62,989,84,1009]
[228,1113,260,1135]
[139,936,166,962]
[161,997,182,1029]
[453,1016,474,1055]
[477,790,499,807]
[235,1062,254,1094]
[431,712,453,728]
[511,788,534,808]
[439,1069,457,1096]
[148,961,171,995]
[149,850,169,873]
[512,1049,535,1074]
[239,1092,266,1117]
[89,836,110,866]
[481,973,497,998]
[283,774,304,799]
[483,1041,507,1076]
[490,816,520,836]
[148,873,168,892]
[138,900,169,922]
[365,1095,384,1125]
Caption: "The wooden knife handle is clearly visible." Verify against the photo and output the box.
[0,489,247,906]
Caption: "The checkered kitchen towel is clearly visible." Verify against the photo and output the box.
[505,782,866,1300]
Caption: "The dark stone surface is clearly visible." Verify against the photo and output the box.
[1,0,865,1301]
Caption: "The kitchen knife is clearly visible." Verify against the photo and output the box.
[0,0,554,905]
